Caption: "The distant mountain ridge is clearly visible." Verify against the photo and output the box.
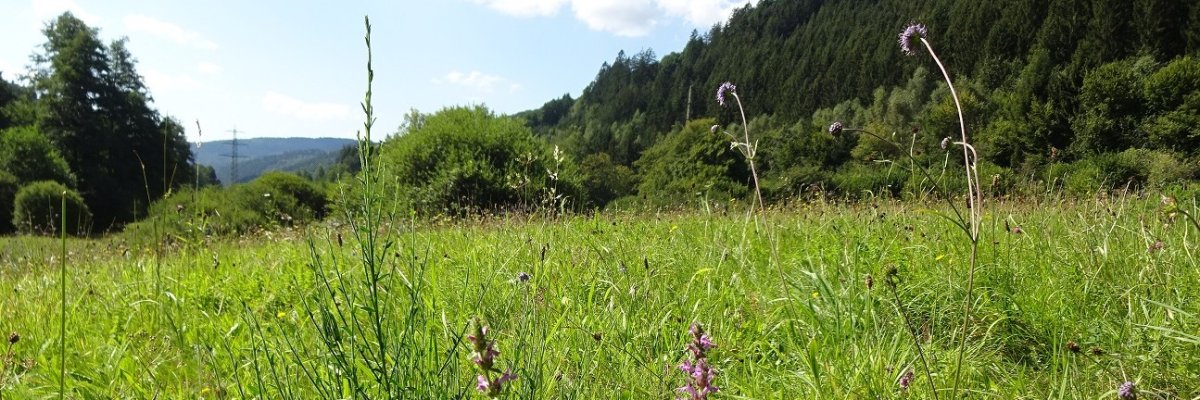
[192,137,355,184]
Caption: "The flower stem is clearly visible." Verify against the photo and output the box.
[731,93,764,213]
[920,37,982,397]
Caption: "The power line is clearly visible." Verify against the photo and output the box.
[221,128,247,185]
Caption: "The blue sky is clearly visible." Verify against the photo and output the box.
[0,0,756,142]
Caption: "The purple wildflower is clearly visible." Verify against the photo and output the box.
[899,369,914,390]
[517,271,531,282]
[1118,381,1137,400]
[678,324,718,400]
[716,82,736,106]
[469,318,517,396]
[899,24,927,56]
[828,121,844,136]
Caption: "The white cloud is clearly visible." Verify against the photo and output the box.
[123,14,218,51]
[261,91,351,121]
[143,68,203,92]
[657,0,756,28]
[472,0,757,36]
[473,0,567,17]
[435,70,507,92]
[571,0,658,37]
[32,0,101,24]
[197,62,222,75]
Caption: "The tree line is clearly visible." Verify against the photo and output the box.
[0,12,195,234]
[518,0,1200,205]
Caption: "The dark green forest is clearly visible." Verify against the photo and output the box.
[518,0,1200,204]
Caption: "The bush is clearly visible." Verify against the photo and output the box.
[254,171,328,219]
[0,125,75,186]
[12,180,91,236]
[635,118,749,203]
[377,106,582,215]
[830,162,907,198]
[579,152,637,208]
[125,174,332,239]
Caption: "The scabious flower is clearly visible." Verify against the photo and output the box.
[940,136,951,150]
[899,369,914,390]
[517,271,531,282]
[716,82,736,106]
[1118,381,1137,399]
[899,24,927,56]
[678,323,718,400]
[469,318,517,397]
[828,121,844,136]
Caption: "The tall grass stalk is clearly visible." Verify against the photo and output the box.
[58,191,66,399]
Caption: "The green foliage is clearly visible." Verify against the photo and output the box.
[578,152,637,208]
[253,171,328,219]
[11,180,90,236]
[1071,57,1157,154]
[126,173,331,239]
[0,125,75,186]
[0,171,17,234]
[635,118,748,202]
[1142,56,1200,153]
[378,106,582,215]
[31,12,193,225]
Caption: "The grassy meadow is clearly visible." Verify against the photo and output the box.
[1,194,1197,399]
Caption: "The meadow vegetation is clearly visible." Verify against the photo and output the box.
[1,2,1200,399]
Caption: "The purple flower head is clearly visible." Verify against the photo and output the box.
[496,370,518,386]
[517,271,531,282]
[1118,381,1137,400]
[716,82,736,106]
[899,24,927,56]
[828,121,844,136]
[476,375,490,392]
[899,370,914,390]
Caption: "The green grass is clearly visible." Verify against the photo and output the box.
[1,195,1197,398]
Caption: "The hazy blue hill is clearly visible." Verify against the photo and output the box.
[192,137,355,184]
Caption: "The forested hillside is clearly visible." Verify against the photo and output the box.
[520,0,1200,204]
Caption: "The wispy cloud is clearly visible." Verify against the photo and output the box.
[472,0,567,17]
[143,68,203,93]
[434,70,511,92]
[472,0,757,37]
[31,0,101,24]
[261,91,351,121]
[123,14,218,51]
[197,62,222,75]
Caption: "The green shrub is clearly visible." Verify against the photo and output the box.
[377,106,582,215]
[635,118,749,203]
[12,180,91,236]
[830,162,906,198]
[0,125,75,186]
[254,171,328,219]
[579,152,637,208]
[0,171,17,234]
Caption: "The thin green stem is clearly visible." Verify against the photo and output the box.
[59,191,67,400]
[919,37,983,396]
[888,276,939,400]
[731,93,764,213]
